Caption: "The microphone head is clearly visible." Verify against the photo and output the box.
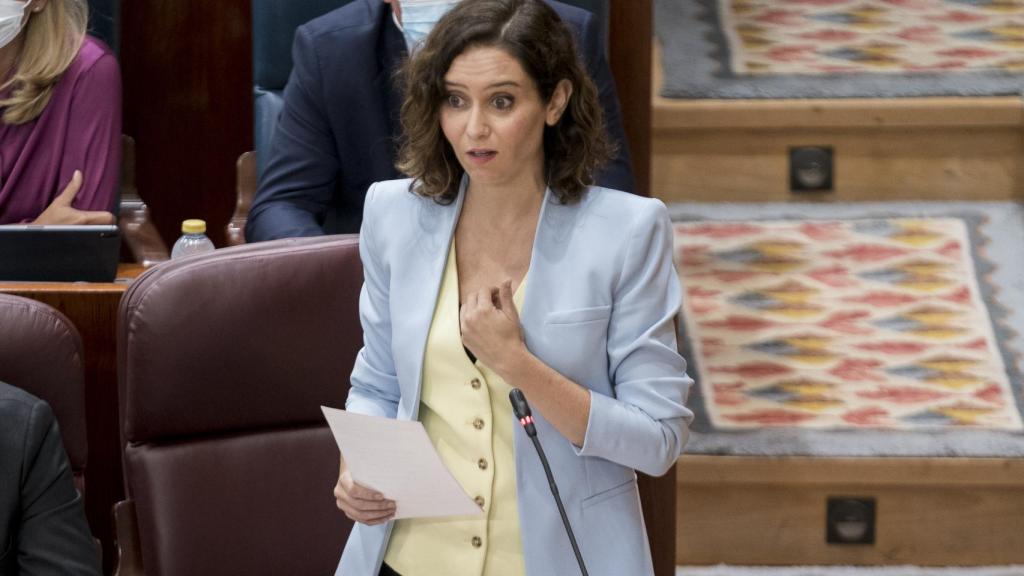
[509,388,537,437]
[509,388,532,419]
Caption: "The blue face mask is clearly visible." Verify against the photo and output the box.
[398,0,460,51]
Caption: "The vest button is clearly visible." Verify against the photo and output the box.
[470,378,481,390]
[474,495,485,508]
[478,458,488,470]
[473,418,485,430]
[472,536,482,548]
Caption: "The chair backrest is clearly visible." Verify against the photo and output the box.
[0,294,88,491]
[89,0,120,54]
[252,0,355,171]
[117,236,362,575]
[226,151,259,246]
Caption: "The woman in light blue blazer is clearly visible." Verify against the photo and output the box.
[332,1,694,574]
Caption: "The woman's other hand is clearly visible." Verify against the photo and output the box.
[32,171,116,225]
[333,456,396,525]
[461,280,527,374]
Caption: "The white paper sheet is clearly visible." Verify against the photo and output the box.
[321,406,484,519]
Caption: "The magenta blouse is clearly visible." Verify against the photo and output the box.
[0,36,121,224]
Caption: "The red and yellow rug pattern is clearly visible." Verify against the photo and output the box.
[674,217,1022,431]
[720,0,1024,76]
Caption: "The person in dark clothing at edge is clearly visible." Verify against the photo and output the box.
[0,381,101,575]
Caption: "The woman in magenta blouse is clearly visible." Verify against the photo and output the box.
[0,0,120,225]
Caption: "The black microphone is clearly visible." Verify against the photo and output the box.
[509,388,536,436]
[509,389,589,576]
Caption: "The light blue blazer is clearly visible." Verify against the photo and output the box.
[337,178,694,576]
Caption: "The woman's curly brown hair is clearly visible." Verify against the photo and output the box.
[396,0,614,204]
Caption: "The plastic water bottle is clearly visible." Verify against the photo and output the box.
[170,219,216,259]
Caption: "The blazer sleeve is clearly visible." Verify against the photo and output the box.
[345,183,401,418]
[575,199,694,476]
[246,25,337,242]
[576,9,634,193]
[17,401,101,576]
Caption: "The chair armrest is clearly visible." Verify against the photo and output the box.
[112,500,145,576]
[120,197,170,267]
[226,151,258,246]
[120,135,170,266]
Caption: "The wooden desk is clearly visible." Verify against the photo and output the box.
[0,264,144,574]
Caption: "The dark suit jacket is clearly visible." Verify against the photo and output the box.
[0,382,100,575]
[246,0,634,242]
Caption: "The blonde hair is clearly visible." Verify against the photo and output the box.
[0,0,88,125]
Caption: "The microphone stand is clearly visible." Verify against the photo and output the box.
[509,388,589,576]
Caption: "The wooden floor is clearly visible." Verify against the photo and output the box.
[650,47,1024,204]
[653,45,1024,566]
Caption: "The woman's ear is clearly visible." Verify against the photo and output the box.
[30,0,51,13]
[545,79,573,126]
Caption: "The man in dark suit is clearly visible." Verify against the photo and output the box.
[0,382,100,575]
[246,0,633,242]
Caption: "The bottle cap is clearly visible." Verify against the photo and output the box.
[181,219,206,234]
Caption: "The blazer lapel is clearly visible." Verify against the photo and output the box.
[519,187,577,333]
[397,180,467,417]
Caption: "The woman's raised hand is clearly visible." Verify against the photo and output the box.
[333,455,396,525]
[460,280,526,374]
[32,170,116,225]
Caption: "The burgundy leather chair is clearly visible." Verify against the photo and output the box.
[0,294,88,494]
[114,236,361,576]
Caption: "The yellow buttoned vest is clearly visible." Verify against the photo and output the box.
[384,241,526,575]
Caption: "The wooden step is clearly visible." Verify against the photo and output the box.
[651,46,1024,203]
[677,455,1024,566]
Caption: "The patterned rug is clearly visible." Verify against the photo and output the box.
[656,0,1024,99]
[671,202,1024,457]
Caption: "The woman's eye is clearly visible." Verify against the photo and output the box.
[446,94,464,108]
[493,96,513,110]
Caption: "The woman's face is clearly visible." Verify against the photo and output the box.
[439,45,569,191]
